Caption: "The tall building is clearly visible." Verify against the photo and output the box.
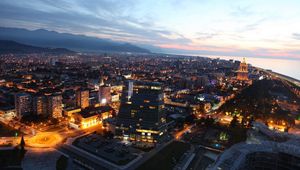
[99,85,111,105]
[32,94,47,116]
[15,93,32,118]
[76,89,90,109]
[237,58,249,81]
[115,81,167,143]
[47,94,63,118]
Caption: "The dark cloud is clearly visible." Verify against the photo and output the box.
[0,0,192,45]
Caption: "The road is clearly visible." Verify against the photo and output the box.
[257,67,300,87]
[174,124,195,140]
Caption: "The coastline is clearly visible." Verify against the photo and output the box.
[203,55,300,81]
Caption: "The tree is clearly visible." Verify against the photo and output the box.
[248,116,255,128]
[20,136,25,151]
[241,117,247,127]
[19,135,26,160]
[230,116,238,128]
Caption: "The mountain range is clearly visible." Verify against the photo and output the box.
[0,40,76,54]
[0,27,150,53]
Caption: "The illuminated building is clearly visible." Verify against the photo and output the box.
[63,107,81,117]
[69,106,113,129]
[111,92,120,102]
[98,85,111,105]
[115,81,167,144]
[237,58,249,81]
[32,94,47,116]
[0,106,16,119]
[267,120,288,132]
[15,93,32,118]
[76,89,90,109]
[47,94,63,118]
[210,122,300,170]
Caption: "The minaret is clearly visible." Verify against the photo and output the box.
[237,58,249,81]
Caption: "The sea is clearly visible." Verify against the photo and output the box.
[204,55,300,81]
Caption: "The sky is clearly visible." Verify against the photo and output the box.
[0,0,300,60]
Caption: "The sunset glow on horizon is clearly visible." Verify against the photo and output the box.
[0,0,300,59]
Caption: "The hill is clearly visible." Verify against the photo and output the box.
[0,40,75,54]
[0,27,150,53]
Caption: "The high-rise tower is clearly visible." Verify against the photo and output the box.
[47,94,63,118]
[76,89,90,109]
[115,81,167,143]
[15,93,32,118]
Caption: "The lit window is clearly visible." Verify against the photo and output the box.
[101,98,107,104]
[131,112,135,118]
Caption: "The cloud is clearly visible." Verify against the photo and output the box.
[231,5,253,17]
[195,32,219,40]
[292,33,300,40]
[0,0,193,46]
[241,17,267,32]
[0,0,299,60]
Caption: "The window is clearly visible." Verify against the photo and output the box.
[131,112,135,118]
[149,106,156,109]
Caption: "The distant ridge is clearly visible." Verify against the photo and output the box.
[0,40,75,54]
[0,27,150,53]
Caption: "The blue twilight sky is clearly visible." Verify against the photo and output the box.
[0,0,300,59]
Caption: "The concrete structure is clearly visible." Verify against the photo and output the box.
[15,93,32,118]
[32,94,47,116]
[237,58,249,81]
[47,94,63,118]
[209,122,300,170]
[69,106,113,129]
[0,106,16,118]
[115,81,167,144]
[76,89,90,109]
[209,141,300,170]
[98,85,111,105]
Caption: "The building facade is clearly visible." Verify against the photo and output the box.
[115,81,167,144]
[32,94,47,116]
[98,85,111,105]
[47,94,63,118]
[15,93,32,118]
[69,106,113,129]
[76,89,90,109]
[237,58,249,81]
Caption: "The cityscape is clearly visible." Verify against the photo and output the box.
[0,1,300,170]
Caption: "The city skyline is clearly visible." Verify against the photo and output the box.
[1,0,300,60]
[0,1,300,169]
